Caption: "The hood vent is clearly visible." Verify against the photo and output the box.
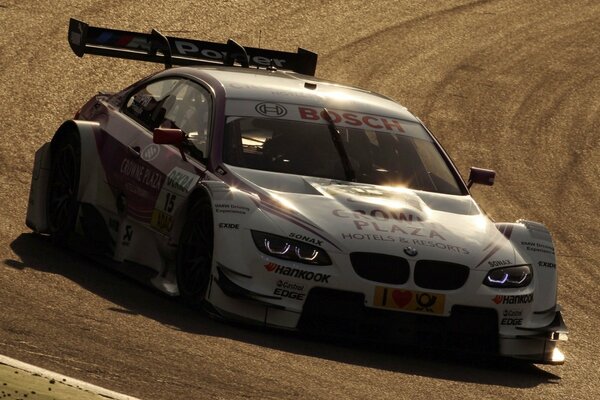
[350,252,410,284]
[414,260,469,290]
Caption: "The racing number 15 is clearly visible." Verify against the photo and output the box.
[164,193,176,213]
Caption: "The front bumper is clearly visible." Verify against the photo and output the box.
[211,273,568,364]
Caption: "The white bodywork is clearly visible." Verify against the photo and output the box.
[26,66,567,364]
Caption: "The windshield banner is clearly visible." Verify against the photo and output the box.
[225,100,430,140]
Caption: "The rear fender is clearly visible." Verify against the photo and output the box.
[26,120,115,233]
[25,143,51,232]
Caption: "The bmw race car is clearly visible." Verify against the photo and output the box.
[26,19,568,364]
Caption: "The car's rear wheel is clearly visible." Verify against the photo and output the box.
[176,198,214,308]
[47,133,80,244]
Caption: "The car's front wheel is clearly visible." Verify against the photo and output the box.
[47,133,81,244]
[176,198,214,308]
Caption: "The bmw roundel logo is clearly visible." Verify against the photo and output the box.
[255,102,287,117]
[403,246,418,257]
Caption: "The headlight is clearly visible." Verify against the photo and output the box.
[483,265,533,288]
[251,231,332,265]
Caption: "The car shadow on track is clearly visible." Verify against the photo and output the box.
[9,233,561,388]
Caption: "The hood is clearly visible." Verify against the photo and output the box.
[228,166,520,270]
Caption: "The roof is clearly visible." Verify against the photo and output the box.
[176,66,418,122]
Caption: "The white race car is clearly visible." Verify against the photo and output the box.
[26,19,568,364]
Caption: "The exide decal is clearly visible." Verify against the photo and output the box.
[264,262,330,283]
[492,294,533,305]
[538,261,556,268]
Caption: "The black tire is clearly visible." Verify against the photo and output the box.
[47,133,81,244]
[176,198,214,308]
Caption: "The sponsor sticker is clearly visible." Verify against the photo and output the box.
[151,167,200,233]
[488,259,511,268]
[501,318,523,326]
[520,241,555,255]
[151,209,173,233]
[218,223,239,229]
[492,294,533,305]
[264,262,330,283]
[538,261,556,268]
[120,158,163,190]
[274,288,305,300]
[288,232,323,246]
[164,167,199,195]
[121,225,133,246]
[141,143,160,161]
[215,203,250,215]
[255,102,287,117]
[373,287,445,315]
[276,280,305,291]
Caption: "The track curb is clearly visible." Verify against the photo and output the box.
[0,354,141,400]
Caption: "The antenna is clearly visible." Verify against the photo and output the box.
[258,30,262,49]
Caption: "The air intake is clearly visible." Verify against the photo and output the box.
[414,260,469,290]
[350,252,410,284]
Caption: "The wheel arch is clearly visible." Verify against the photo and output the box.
[169,183,214,245]
[26,119,102,233]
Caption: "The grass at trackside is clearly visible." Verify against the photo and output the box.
[0,363,106,400]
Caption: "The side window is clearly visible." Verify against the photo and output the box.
[125,79,179,130]
[125,78,212,157]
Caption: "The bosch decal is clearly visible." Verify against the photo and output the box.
[299,107,405,133]
[255,102,287,117]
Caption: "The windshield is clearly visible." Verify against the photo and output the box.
[222,106,464,195]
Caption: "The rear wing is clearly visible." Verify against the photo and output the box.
[68,18,318,76]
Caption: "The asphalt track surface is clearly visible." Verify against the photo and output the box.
[0,1,598,399]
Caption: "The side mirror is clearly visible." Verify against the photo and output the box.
[153,127,187,161]
[153,127,185,145]
[467,167,496,188]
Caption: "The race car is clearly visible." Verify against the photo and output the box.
[26,18,567,364]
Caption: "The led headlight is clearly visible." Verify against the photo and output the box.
[251,231,332,265]
[483,265,533,288]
